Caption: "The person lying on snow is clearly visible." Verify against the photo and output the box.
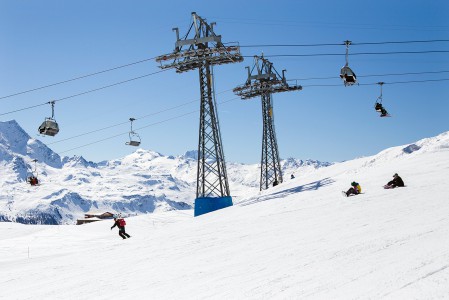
[111,215,131,239]
[344,181,362,197]
[384,173,405,189]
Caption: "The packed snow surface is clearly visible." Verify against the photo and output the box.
[1,131,449,299]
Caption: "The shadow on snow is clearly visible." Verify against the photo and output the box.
[238,177,335,206]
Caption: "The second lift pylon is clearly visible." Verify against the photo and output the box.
[233,54,302,190]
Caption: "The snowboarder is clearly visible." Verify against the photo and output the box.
[343,181,362,197]
[291,174,295,179]
[111,215,131,239]
[384,173,405,189]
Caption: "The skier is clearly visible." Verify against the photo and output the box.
[384,173,405,189]
[111,215,131,239]
[291,174,295,179]
[343,181,362,197]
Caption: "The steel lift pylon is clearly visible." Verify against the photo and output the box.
[233,55,302,190]
[156,12,243,216]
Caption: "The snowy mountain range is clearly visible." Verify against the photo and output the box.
[0,120,331,224]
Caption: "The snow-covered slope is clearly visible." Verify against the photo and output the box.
[1,131,448,299]
[0,120,330,224]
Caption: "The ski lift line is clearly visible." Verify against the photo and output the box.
[46,100,198,146]
[212,18,449,31]
[0,102,48,117]
[382,78,449,85]
[301,78,449,87]
[56,69,168,102]
[0,69,170,117]
[1,39,447,101]
[0,57,156,101]
[239,39,449,48]
[46,88,236,146]
[58,97,240,155]
[290,70,449,81]
[244,50,449,58]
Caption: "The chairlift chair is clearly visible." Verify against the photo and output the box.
[125,118,141,146]
[38,101,59,136]
[27,175,39,186]
[27,159,39,186]
[340,40,358,86]
[374,82,390,117]
[126,132,141,146]
[340,66,357,86]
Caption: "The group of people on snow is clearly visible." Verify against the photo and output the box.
[343,173,404,197]
[109,173,405,239]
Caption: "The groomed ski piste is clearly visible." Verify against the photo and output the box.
[1,131,449,299]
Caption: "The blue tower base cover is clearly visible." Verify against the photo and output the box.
[194,196,233,217]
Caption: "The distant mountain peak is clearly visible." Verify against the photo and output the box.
[62,155,97,168]
[181,150,198,160]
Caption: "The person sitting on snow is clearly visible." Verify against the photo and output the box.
[344,181,361,197]
[384,173,405,189]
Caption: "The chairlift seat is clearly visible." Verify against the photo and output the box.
[126,140,141,146]
[340,66,357,86]
[38,119,59,136]
[126,130,141,146]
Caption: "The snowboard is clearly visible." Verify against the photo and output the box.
[342,191,364,197]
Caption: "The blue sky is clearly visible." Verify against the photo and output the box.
[1,0,448,163]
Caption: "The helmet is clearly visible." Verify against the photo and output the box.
[351,181,357,186]
[393,173,398,177]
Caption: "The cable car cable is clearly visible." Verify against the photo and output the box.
[57,97,240,155]
[0,57,156,101]
[239,39,449,48]
[290,70,449,81]
[301,78,449,87]
[2,39,448,101]
[2,38,447,101]
[0,69,169,117]
[46,88,235,146]
[243,50,449,58]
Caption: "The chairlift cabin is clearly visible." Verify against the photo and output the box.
[125,118,141,146]
[38,101,59,136]
[340,40,357,87]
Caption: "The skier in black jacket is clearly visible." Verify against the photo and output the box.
[384,173,405,189]
[111,215,131,239]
